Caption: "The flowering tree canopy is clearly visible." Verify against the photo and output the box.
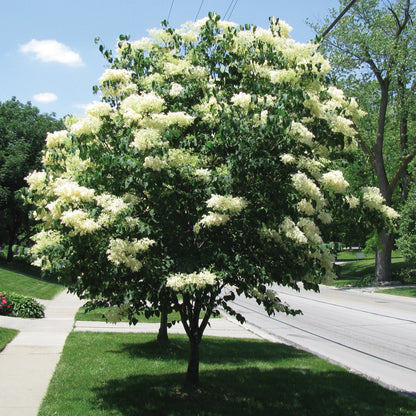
[25,13,397,385]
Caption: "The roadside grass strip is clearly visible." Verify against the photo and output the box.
[333,258,413,288]
[0,265,63,300]
[0,327,19,351]
[377,287,416,298]
[39,332,416,416]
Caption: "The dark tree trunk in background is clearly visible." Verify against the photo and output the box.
[375,231,394,282]
[157,307,169,344]
[186,334,201,386]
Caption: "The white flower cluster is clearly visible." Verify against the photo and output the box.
[70,115,103,136]
[280,217,307,245]
[297,218,323,244]
[289,121,315,147]
[130,128,164,151]
[166,269,218,291]
[143,156,166,171]
[120,92,165,118]
[30,230,63,253]
[85,101,112,118]
[26,171,47,192]
[46,130,71,149]
[231,92,252,110]
[345,195,360,209]
[297,199,315,216]
[280,153,296,164]
[291,172,323,205]
[95,193,129,215]
[318,211,332,224]
[193,168,211,181]
[199,212,230,227]
[107,237,155,272]
[53,179,95,203]
[169,83,184,97]
[140,112,195,130]
[206,194,248,214]
[166,148,200,168]
[60,209,100,235]
[320,170,349,193]
[362,187,399,220]
[99,68,136,98]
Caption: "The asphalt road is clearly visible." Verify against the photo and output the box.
[229,284,416,397]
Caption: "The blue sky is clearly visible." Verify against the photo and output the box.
[1,0,340,119]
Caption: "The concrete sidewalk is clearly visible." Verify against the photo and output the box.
[0,291,84,416]
[0,293,263,416]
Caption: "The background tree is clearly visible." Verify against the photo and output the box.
[26,14,396,386]
[0,98,63,261]
[313,0,416,281]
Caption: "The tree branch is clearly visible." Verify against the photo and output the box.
[389,146,416,195]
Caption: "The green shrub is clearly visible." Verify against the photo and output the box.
[394,268,416,284]
[1,292,45,318]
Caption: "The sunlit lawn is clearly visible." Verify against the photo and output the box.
[76,306,182,323]
[0,263,63,300]
[0,327,19,351]
[333,257,413,288]
[377,287,416,298]
[38,332,416,416]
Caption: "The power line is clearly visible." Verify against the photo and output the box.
[195,0,205,21]
[167,0,175,22]
[228,0,239,20]
[224,0,236,20]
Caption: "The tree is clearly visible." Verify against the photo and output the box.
[0,98,63,261]
[25,14,395,386]
[313,0,416,281]
[397,182,416,261]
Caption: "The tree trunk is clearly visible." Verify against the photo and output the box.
[375,230,394,282]
[157,308,169,344]
[186,335,200,386]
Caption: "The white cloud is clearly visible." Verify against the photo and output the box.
[20,39,83,66]
[33,92,58,103]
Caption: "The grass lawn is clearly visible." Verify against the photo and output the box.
[0,263,63,300]
[76,306,182,323]
[333,257,413,288]
[377,287,416,297]
[0,327,19,351]
[39,332,416,416]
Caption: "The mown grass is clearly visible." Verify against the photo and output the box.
[39,332,416,416]
[377,287,416,298]
[0,327,19,351]
[333,257,413,288]
[75,306,182,323]
[0,262,63,300]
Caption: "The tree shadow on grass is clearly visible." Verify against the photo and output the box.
[91,336,416,416]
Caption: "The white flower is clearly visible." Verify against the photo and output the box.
[280,153,296,164]
[321,170,349,193]
[143,156,166,171]
[26,171,47,191]
[169,83,184,97]
[206,194,248,214]
[291,172,322,201]
[166,269,218,291]
[199,212,230,227]
[53,179,95,203]
[45,130,70,148]
[231,92,252,110]
[107,237,155,272]
[345,195,360,209]
[280,217,307,244]
[297,199,315,216]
